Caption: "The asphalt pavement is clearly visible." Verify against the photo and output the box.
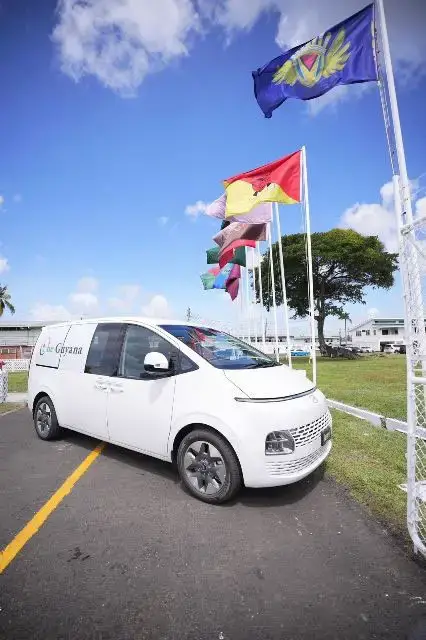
[1,409,426,640]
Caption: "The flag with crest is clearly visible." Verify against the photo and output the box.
[252,4,377,118]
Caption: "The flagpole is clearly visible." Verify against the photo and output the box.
[251,247,258,345]
[245,247,251,344]
[268,215,280,362]
[274,202,292,367]
[257,242,266,352]
[301,146,317,386]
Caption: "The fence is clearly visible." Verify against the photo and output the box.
[0,371,8,403]
[1,359,30,373]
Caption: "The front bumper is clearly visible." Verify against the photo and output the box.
[243,439,332,488]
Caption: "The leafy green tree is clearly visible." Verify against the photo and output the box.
[0,285,15,317]
[255,229,398,353]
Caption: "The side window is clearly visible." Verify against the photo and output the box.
[119,325,177,380]
[85,323,124,376]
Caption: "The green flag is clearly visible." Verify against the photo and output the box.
[206,246,246,266]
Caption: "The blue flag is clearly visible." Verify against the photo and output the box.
[252,4,377,118]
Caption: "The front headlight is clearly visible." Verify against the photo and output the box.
[265,430,295,455]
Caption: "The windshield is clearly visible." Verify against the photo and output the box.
[160,325,280,370]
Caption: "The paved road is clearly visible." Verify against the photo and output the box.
[1,410,426,640]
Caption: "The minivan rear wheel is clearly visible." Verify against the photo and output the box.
[34,396,62,441]
[177,429,242,504]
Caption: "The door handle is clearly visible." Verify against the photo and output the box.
[110,384,123,393]
[94,383,108,391]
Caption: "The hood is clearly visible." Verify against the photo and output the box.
[224,364,314,400]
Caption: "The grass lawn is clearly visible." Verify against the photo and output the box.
[6,371,28,393]
[327,410,407,539]
[0,402,23,415]
[290,355,407,420]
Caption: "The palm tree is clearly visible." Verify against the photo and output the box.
[0,285,15,316]
[341,312,351,341]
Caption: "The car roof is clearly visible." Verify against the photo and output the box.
[42,317,212,330]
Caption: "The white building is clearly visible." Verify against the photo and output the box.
[349,317,406,351]
[0,321,55,359]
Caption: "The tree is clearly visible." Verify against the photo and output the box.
[341,312,351,341]
[0,285,15,317]
[255,229,398,354]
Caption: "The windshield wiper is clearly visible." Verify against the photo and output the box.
[246,361,279,369]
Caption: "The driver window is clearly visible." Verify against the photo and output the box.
[119,325,175,380]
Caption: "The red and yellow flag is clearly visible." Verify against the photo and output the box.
[223,150,301,217]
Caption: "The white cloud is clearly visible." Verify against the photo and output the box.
[30,303,73,321]
[69,292,98,308]
[158,216,169,226]
[185,200,208,220]
[339,179,425,253]
[0,256,10,274]
[108,284,141,312]
[52,0,200,96]
[368,307,379,318]
[75,276,98,293]
[13,194,22,204]
[416,197,426,218]
[68,276,99,310]
[142,294,172,318]
[0,195,4,208]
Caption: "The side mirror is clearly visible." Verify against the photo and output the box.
[144,351,170,374]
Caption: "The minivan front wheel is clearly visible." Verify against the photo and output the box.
[34,396,62,440]
[177,429,242,504]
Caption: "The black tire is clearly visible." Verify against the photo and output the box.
[177,429,242,504]
[33,396,63,441]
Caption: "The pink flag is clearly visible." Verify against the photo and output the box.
[206,194,272,223]
[213,222,267,249]
[226,278,240,301]
[225,264,241,301]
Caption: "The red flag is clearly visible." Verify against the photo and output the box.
[223,150,301,216]
[219,239,256,269]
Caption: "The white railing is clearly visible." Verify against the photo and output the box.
[1,359,30,372]
[0,371,8,402]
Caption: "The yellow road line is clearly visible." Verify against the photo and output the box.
[0,441,105,574]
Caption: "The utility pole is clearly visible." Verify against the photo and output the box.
[186,307,192,322]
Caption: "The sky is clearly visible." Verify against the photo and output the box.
[0,0,425,337]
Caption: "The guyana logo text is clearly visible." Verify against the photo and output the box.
[40,342,82,356]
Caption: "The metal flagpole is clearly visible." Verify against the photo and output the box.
[257,242,266,352]
[251,247,258,345]
[301,146,317,386]
[268,216,280,362]
[245,247,251,344]
[376,0,426,557]
[274,202,292,367]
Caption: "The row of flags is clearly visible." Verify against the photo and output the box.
[200,2,379,302]
[200,151,302,299]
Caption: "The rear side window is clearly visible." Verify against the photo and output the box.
[85,324,124,376]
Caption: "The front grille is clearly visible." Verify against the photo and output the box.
[290,410,331,448]
[266,446,326,476]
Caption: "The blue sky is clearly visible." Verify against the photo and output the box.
[0,0,425,336]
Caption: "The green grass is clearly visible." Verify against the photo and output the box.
[7,371,28,393]
[327,410,407,538]
[289,355,407,420]
[0,402,23,415]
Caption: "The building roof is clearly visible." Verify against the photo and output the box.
[0,320,57,330]
[349,317,408,332]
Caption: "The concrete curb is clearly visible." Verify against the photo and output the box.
[327,399,426,439]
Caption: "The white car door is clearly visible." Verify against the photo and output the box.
[58,322,124,439]
[106,324,179,458]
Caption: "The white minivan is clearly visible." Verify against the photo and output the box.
[28,318,332,503]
